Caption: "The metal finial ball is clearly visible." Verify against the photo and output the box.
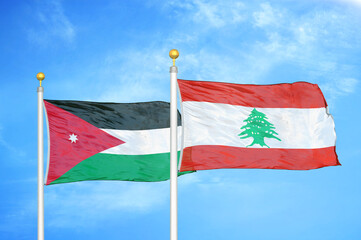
[169,49,179,60]
[36,72,45,81]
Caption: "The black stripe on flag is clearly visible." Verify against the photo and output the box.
[45,100,181,130]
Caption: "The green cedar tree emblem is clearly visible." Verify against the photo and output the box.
[238,108,281,148]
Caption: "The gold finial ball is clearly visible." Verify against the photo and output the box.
[36,72,45,81]
[169,49,179,60]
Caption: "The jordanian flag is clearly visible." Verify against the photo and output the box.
[44,100,189,185]
[178,79,340,172]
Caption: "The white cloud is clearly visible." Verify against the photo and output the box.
[253,2,283,27]
[0,174,200,231]
[243,2,361,92]
[177,171,297,223]
[192,0,245,27]
[43,172,203,228]
[338,78,358,93]
[333,0,361,7]
[27,0,75,45]
[150,1,361,96]
[180,50,249,83]
[95,48,171,103]
[45,181,169,228]
[165,0,246,28]
[0,125,26,158]
[0,196,37,236]
[79,1,360,117]
[320,77,359,107]
[178,173,202,186]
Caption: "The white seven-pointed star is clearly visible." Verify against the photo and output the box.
[69,133,78,143]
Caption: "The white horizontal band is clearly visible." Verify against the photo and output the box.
[182,101,336,149]
[101,127,182,155]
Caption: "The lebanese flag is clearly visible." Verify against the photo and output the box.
[177,79,340,172]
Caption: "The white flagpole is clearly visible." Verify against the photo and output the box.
[37,72,45,240]
[169,49,179,240]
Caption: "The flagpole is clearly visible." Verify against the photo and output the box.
[169,49,179,240]
[37,72,45,240]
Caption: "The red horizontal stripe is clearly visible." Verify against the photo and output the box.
[178,79,328,108]
[180,145,340,171]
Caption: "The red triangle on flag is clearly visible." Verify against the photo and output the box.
[44,101,125,185]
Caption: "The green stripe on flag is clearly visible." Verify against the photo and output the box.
[49,152,192,185]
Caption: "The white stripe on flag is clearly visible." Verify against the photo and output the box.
[102,127,182,155]
[183,101,336,149]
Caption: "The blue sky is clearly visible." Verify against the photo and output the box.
[1,0,361,239]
